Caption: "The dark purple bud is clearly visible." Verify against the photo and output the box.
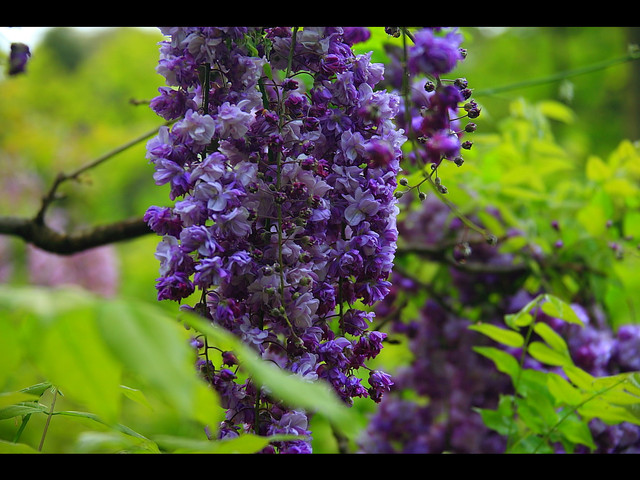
[222,351,238,366]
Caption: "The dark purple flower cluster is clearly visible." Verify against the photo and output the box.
[144,27,405,452]
[359,194,640,453]
[382,28,478,175]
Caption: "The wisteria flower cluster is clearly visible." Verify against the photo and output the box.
[381,27,479,196]
[144,27,407,452]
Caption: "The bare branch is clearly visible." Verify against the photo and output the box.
[0,215,151,255]
[397,241,530,275]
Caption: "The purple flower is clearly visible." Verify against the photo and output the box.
[150,86,198,121]
[215,100,254,139]
[194,256,229,287]
[365,138,395,168]
[342,27,371,46]
[341,309,374,335]
[153,158,189,189]
[408,28,464,76]
[424,129,461,164]
[156,271,195,301]
[217,206,252,238]
[173,109,216,146]
[368,370,394,403]
[144,206,183,237]
[614,324,640,371]
[343,187,380,226]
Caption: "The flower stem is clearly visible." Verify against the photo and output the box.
[38,386,58,452]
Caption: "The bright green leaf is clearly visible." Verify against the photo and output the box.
[0,391,40,408]
[563,365,596,391]
[578,398,640,425]
[0,439,39,453]
[505,311,534,329]
[542,295,584,326]
[533,322,569,354]
[547,372,583,405]
[95,300,223,429]
[37,306,123,424]
[0,403,48,420]
[473,346,520,380]
[469,323,525,348]
[555,413,595,450]
[73,431,160,454]
[538,100,575,124]
[528,341,573,367]
[586,155,611,181]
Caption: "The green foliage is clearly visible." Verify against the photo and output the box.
[454,97,640,328]
[0,285,361,453]
[473,294,640,453]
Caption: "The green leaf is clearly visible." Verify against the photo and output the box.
[504,294,544,330]
[474,407,515,437]
[586,155,611,182]
[504,311,534,329]
[538,100,575,124]
[533,322,570,354]
[55,410,151,441]
[0,403,48,420]
[547,372,583,406]
[0,314,24,389]
[473,346,521,380]
[37,305,124,424]
[528,341,573,367]
[95,300,223,429]
[120,385,153,411]
[153,433,299,454]
[555,412,595,450]
[0,439,39,453]
[563,365,596,391]
[468,323,525,348]
[0,391,40,408]
[19,383,53,398]
[623,210,640,240]
[474,395,516,436]
[541,294,584,325]
[0,286,223,434]
[578,397,640,425]
[73,431,160,454]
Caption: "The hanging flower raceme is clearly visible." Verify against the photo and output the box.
[381,27,479,201]
[144,27,406,453]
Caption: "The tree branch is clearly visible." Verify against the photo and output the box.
[0,122,173,254]
[0,215,151,255]
[397,240,530,275]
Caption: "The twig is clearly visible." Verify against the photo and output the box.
[34,122,171,225]
[475,45,640,97]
